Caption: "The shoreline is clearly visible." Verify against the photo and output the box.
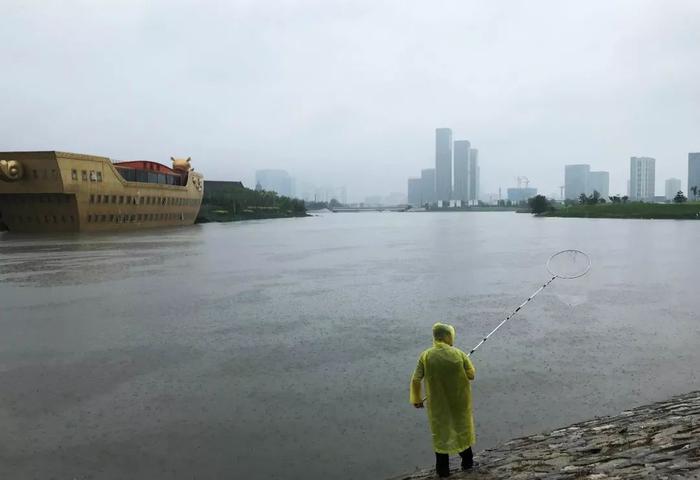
[540,203,700,220]
[195,212,310,223]
[390,390,700,479]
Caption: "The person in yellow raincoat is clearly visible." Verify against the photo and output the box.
[410,322,476,477]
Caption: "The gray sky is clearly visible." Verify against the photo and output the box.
[2,0,699,201]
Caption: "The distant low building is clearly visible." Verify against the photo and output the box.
[363,195,383,206]
[507,187,537,203]
[665,178,682,201]
[479,192,500,205]
[407,178,422,206]
[204,180,245,199]
[384,192,407,205]
[588,171,609,198]
[421,168,436,205]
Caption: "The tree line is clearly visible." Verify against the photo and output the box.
[527,188,693,214]
[203,185,306,215]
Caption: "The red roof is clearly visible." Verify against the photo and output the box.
[113,161,177,175]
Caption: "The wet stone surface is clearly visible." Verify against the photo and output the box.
[392,391,700,480]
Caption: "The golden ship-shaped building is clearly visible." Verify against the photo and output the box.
[0,151,204,233]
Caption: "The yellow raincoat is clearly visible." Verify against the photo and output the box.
[410,323,476,454]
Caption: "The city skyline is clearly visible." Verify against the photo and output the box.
[2,2,699,203]
[407,128,480,207]
[258,148,696,204]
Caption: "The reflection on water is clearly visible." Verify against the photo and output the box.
[1,213,699,480]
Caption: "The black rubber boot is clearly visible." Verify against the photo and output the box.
[459,447,474,470]
[435,452,450,477]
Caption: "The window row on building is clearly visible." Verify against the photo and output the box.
[32,169,61,180]
[86,212,187,223]
[71,169,103,182]
[114,167,185,186]
[1,194,71,204]
[3,211,189,225]
[4,213,75,224]
[88,194,199,207]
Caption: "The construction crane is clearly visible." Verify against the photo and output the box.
[516,176,530,189]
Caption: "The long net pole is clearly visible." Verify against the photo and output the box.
[467,275,557,357]
[420,275,559,403]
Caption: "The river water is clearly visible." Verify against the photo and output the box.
[1,212,699,479]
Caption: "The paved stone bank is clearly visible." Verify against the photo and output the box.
[392,391,700,479]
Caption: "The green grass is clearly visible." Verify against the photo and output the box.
[542,202,700,219]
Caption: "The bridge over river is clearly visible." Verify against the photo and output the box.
[330,205,412,212]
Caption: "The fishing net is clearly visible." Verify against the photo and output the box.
[546,249,591,279]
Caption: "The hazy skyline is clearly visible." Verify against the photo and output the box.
[2,0,699,201]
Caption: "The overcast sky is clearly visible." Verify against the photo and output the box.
[2,0,699,201]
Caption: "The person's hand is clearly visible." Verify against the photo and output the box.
[413,402,424,408]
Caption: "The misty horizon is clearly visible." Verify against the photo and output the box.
[2,1,699,202]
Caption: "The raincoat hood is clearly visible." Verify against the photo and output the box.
[432,322,455,346]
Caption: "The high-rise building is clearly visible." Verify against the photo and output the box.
[255,169,293,197]
[588,171,609,198]
[468,148,479,205]
[420,168,436,206]
[688,153,700,200]
[564,164,590,200]
[435,128,453,203]
[453,140,470,203]
[407,178,422,206]
[629,157,655,201]
[665,178,682,201]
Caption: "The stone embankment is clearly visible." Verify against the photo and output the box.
[392,391,700,479]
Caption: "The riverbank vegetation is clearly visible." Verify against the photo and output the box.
[305,199,343,210]
[519,191,700,219]
[196,184,307,223]
[541,202,700,219]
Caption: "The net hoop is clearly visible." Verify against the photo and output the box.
[546,249,591,279]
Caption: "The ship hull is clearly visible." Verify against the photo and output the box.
[0,151,204,233]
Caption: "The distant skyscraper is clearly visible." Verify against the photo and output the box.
[564,164,590,200]
[629,157,655,201]
[255,169,293,197]
[588,171,609,198]
[420,168,436,206]
[688,153,700,200]
[453,140,470,203]
[665,178,682,200]
[468,148,479,205]
[435,128,453,202]
[407,178,422,206]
